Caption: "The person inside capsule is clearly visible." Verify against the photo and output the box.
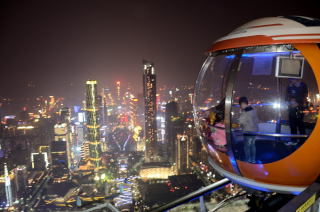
[286,78,308,145]
[195,45,319,164]
[238,96,259,163]
[203,99,227,152]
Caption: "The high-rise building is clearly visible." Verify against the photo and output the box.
[96,95,104,125]
[60,107,74,168]
[14,166,27,200]
[143,61,157,162]
[165,101,183,164]
[59,107,71,122]
[176,134,190,174]
[54,122,72,169]
[129,97,139,127]
[51,140,68,179]
[4,163,12,207]
[104,88,114,106]
[85,80,102,168]
[31,152,49,170]
[116,81,121,104]
[156,100,166,158]
[72,110,86,166]
[99,90,107,127]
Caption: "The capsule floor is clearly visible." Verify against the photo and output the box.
[233,138,304,164]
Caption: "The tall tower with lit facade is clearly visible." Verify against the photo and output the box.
[4,163,12,207]
[55,107,73,169]
[85,80,102,168]
[143,60,157,162]
[176,134,190,174]
[116,81,121,104]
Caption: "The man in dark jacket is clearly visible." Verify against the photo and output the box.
[286,79,308,145]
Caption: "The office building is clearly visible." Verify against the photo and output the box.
[31,152,49,170]
[143,61,157,162]
[4,163,12,207]
[165,101,183,164]
[13,166,27,199]
[176,134,190,174]
[51,140,68,179]
[54,122,72,169]
[85,80,102,168]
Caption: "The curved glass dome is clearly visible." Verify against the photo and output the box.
[194,45,319,169]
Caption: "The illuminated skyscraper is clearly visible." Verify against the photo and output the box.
[53,123,70,170]
[165,101,182,164]
[104,88,114,106]
[100,90,107,127]
[116,81,121,104]
[4,163,12,207]
[51,140,68,179]
[85,80,102,168]
[14,166,27,199]
[143,61,157,161]
[129,97,139,127]
[176,134,190,174]
[55,107,73,169]
[74,110,86,165]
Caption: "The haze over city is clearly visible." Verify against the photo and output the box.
[0,0,319,104]
[0,1,320,212]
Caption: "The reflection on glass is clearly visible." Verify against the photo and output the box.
[194,54,234,157]
[194,45,319,166]
[231,50,318,164]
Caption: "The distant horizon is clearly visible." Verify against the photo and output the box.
[0,81,195,109]
[0,0,318,101]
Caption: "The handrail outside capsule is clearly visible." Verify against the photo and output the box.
[242,131,309,138]
[151,178,231,212]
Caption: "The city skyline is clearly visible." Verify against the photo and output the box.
[0,0,319,103]
[0,1,319,211]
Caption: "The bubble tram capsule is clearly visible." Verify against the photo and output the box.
[193,16,320,194]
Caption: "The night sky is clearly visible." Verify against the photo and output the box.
[0,0,319,104]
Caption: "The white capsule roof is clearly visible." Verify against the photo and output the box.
[209,16,320,52]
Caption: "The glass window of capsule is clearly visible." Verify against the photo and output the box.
[194,44,319,164]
